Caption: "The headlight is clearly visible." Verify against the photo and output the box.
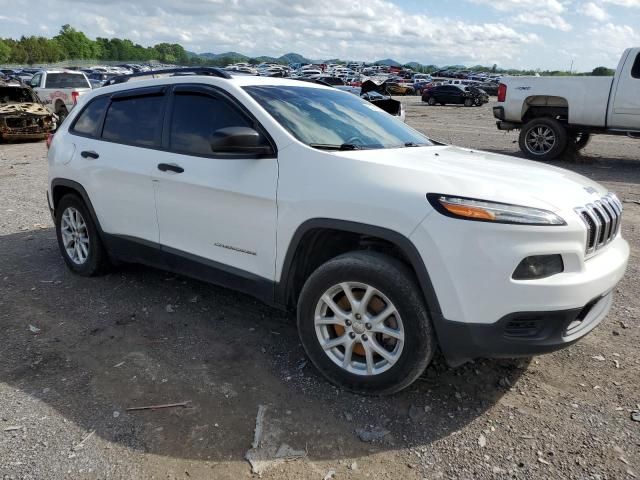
[427,194,566,226]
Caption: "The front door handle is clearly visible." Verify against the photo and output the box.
[157,163,184,174]
[80,150,99,159]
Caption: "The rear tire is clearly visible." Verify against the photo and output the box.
[519,117,568,161]
[297,251,436,395]
[55,194,110,276]
[56,104,69,124]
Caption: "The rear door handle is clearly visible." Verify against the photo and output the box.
[80,150,99,159]
[157,163,184,174]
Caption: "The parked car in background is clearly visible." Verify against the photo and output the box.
[0,78,56,142]
[29,70,91,121]
[87,72,119,88]
[422,84,487,107]
[494,47,640,160]
[384,82,415,96]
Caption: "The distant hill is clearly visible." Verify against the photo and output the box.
[278,52,311,64]
[374,58,402,67]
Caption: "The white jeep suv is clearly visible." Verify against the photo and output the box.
[47,68,629,394]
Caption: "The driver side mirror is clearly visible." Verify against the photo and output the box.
[210,126,274,156]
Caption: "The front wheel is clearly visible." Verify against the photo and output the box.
[427,97,436,106]
[464,98,473,107]
[297,251,436,395]
[518,117,568,161]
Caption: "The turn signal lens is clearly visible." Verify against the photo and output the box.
[427,194,566,226]
[441,203,496,220]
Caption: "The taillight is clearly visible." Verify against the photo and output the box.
[497,83,507,102]
[71,91,79,104]
[46,133,54,149]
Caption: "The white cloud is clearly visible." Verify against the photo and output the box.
[472,0,573,31]
[0,0,541,65]
[582,2,610,20]
[601,0,640,6]
[587,23,640,56]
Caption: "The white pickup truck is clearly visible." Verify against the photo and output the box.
[29,70,91,122]
[494,47,640,160]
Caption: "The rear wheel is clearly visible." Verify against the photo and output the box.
[55,194,110,276]
[56,104,69,124]
[297,251,436,395]
[519,117,568,161]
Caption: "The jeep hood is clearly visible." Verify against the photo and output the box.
[342,145,607,211]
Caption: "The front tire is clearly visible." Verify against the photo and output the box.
[464,98,473,107]
[519,117,568,161]
[55,194,109,276]
[427,97,436,106]
[297,251,436,395]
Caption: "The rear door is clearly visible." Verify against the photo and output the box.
[610,51,640,129]
[153,85,278,291]
[68,87,165,248]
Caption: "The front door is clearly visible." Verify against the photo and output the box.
[610,51,640,130]
[153,85,278,295]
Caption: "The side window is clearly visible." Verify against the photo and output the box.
[102,94,164,147]
[169,92,257,156]
[30,74,41,88]
[71,96,109,137]
[632,53,640,79]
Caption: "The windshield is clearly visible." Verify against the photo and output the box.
[244,85,432,150]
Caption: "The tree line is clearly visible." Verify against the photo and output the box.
[0,25,203,65]
[0,24,616,77]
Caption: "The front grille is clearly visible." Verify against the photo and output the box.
[575,193,622,255]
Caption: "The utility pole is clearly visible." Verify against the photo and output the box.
[569,58,574,74]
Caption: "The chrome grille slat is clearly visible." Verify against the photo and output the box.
[575,193,622,257]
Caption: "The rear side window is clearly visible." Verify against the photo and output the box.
[632,53,640,79]
[71,96,109,137]
[169,92,254,156]
[103,95,164,147]
[45,73,90,89]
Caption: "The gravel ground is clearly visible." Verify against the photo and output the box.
[0,99,638,480]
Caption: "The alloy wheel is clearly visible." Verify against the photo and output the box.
[60,207,90,265]
[525,125,556,155]
[314,282,404,376]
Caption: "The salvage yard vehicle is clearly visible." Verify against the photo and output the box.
[29,70,91,122]
[422,84,487,106]
[48,68,629,394]
[0,78,56,142]
[494,47,640,160]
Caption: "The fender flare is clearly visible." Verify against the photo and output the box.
[275,218,442,317]
[50,178,104,238]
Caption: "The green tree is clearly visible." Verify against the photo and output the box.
[55,24,97,60]
[0,40,10,63]
[591,66,615,76]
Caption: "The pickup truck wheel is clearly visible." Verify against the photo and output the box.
[55,194,109,276]
[297,251,436,395]
[427,97,436,106]
[56,104,69,123]
[464,98,473,107]
[519,118,568,161]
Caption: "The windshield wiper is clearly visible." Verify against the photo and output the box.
[405,142,428,147]
[309,143,361,151]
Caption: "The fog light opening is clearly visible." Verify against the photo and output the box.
[512,254,564,280]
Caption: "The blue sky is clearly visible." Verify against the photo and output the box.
[0,0,638,70]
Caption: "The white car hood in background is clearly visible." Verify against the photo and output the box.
[340,145,607,211]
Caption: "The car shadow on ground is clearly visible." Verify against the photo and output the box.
[0,228,528,462]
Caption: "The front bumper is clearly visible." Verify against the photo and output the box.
[435,291,613,366]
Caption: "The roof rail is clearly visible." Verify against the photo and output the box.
[104,67,232,86]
